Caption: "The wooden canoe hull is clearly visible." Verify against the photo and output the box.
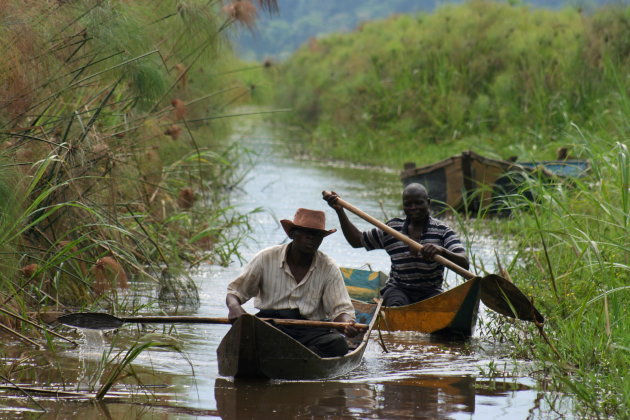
[400,150,523,214]
[400,150,588,215]
[342,267,481,337]
[216,300,381,380]
[379,277,481,337]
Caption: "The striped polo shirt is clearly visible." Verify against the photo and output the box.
[361,216,466,293]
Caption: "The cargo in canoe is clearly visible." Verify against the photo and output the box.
[216,299,382,380]
[400,150,589,215]
[341,267,481,337]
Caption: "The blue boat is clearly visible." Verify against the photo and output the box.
[518,160,590,178]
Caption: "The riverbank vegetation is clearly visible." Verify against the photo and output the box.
[274,0,628,166]
[272,1,629,417]
[492,141,629,418]
[235,0,607,61]
[0,1,277,342]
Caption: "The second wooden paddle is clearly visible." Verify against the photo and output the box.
[323,190,544,323]
[57,312,368,331]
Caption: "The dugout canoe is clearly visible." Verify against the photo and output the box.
[400,150,589,215]
[216,299,382,380]
[341,267,481,337]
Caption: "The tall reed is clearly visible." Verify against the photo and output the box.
[487,139,629,418]
[0,1,277,336]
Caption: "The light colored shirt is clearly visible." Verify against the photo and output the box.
[227,243,355,321]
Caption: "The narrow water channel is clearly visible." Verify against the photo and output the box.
[1,116,573,419]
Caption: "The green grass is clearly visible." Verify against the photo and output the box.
[272,0,630,168]
[446,136,629,419]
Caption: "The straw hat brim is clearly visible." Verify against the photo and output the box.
[280,219,336,237]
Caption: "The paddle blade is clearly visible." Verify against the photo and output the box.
[57,312,124,330]
[480,275,544,323]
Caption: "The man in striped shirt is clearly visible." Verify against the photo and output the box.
[324,183,469,306]
[226,208,360,357]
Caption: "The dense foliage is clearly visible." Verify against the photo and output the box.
[0,0,274,329]
[481,140,629,418]
[274,1,630,167]
[235,0,617,60]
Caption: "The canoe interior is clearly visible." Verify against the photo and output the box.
[341,267,481,337]
[340,267,388,302]
[216,299,381,380]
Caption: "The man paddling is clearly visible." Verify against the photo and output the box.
[324,183,469,306]
[225,208,360,357]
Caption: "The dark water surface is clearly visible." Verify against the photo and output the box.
[0,117,573,419]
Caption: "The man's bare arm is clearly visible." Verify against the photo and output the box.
[420,244,470,270]
[226,293,247,322]
[323,191,363,248]
[333,312,362,337]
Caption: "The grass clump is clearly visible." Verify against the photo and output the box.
[273,0,630,167]
[479,139,629,419]
[0,1,277,340]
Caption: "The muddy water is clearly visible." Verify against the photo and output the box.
[0,118,573,419]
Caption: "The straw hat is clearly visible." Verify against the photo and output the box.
[280,208,336,237]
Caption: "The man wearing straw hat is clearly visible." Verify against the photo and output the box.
[225,208,359,357]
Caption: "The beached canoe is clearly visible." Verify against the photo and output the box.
[216,299,382,380]
[341,267,481,337]
[400,150,589,214]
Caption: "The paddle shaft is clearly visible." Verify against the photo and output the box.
[118,316,368,330]
[327,193,475,280]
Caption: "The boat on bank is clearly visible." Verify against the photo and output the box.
[216,299,382,380]
[341,267,481,337]
[400,150,589,214]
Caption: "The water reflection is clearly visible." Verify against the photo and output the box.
[210,323,544,420]
[214,375,479,419]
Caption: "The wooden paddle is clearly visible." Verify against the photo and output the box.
[56,312,368,331]
[323,190,544,323]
